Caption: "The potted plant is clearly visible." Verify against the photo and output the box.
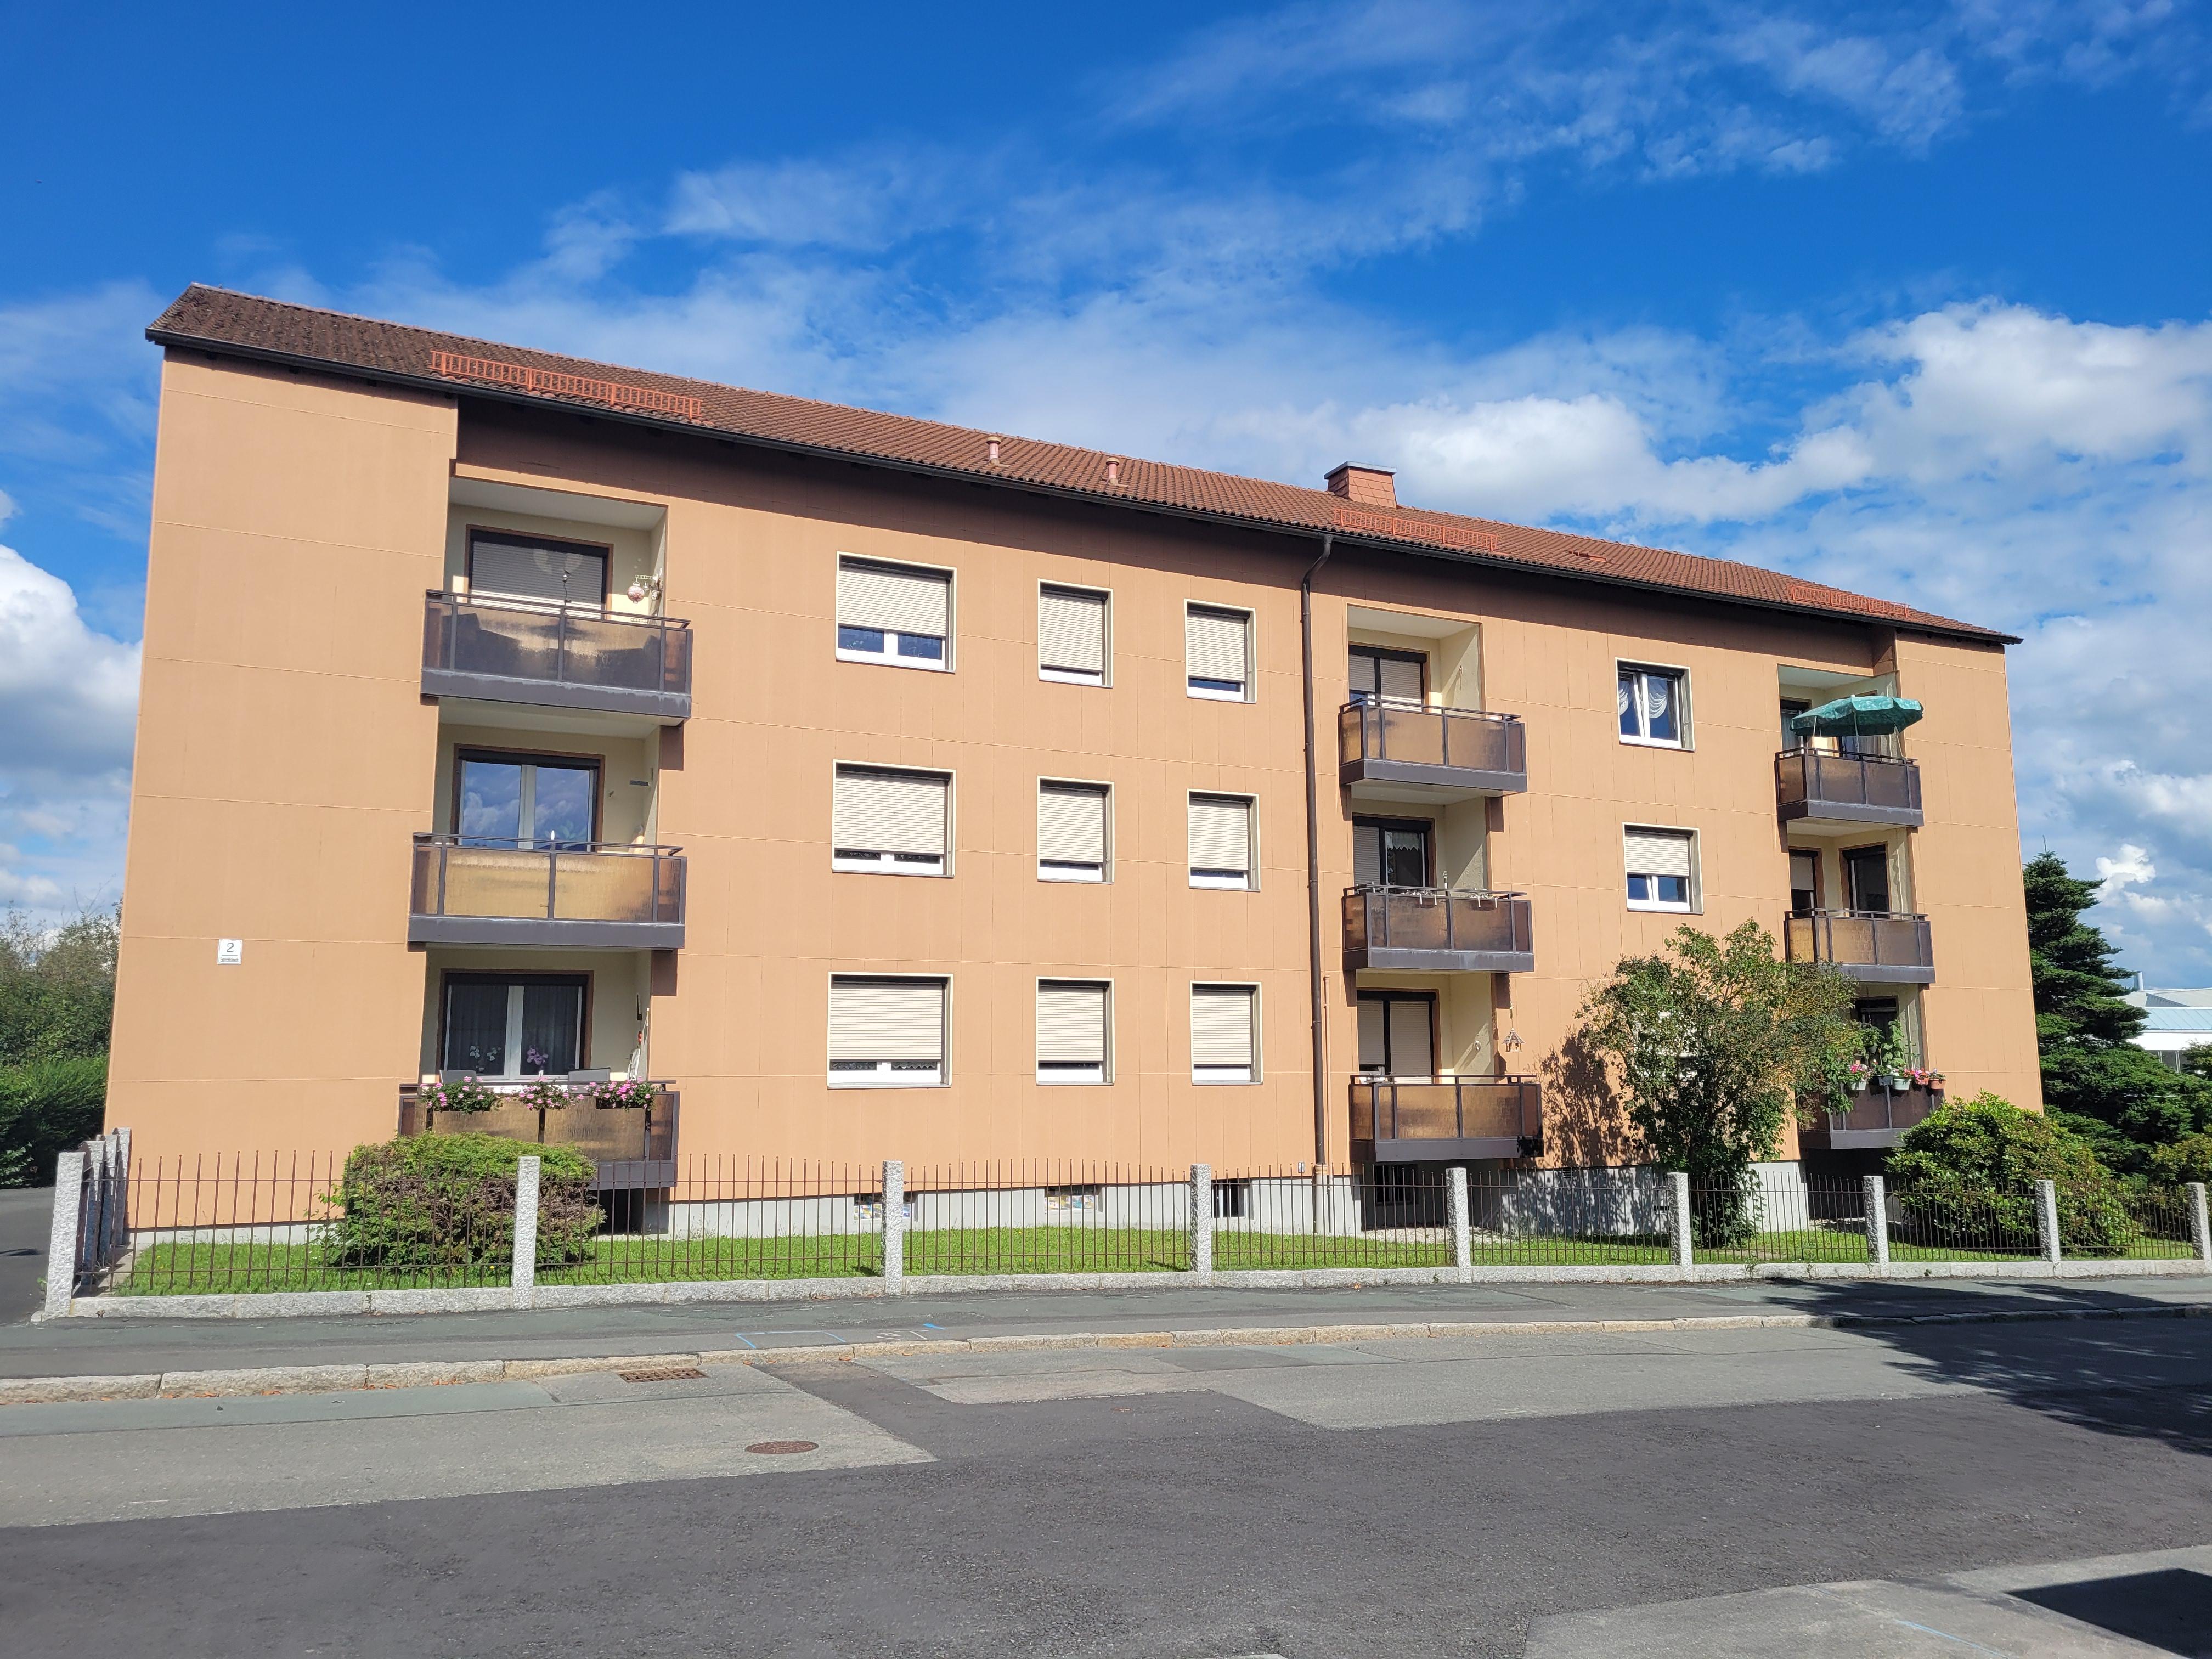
[419,1075,498,1124]
[591,1077,658,1110]
[1907,1065,1945,1093]
[1860,1022,1914,1091]
[512,1076,575,1113]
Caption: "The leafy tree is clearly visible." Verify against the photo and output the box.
[1892,1092,2131,1255]
[2146,1132,2212,1188]
[0,907,119,1064]
[2024,853,2212,1166]
[1575,921,1861,1243]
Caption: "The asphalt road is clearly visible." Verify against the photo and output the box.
[0,1186,52,1323]
[5,1310,2209,1656]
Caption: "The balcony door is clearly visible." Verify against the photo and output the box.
[1789,849,1820,915]
[442,972,589,1079]
[1348,645,1425,705]
[1357,991,1436,1079]
[1353,816,1431,889]
[1843,845,1892,913]
[455,749,601,849]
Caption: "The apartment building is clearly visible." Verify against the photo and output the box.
[106,286,2043,1198]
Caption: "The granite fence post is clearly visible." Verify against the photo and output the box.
[1190,1164,1214,1280]
[882,1159,906,1291]
[43,1149,85,1318]
[2036,1178,2062,1266]
[510,1155,541,1294]
[2187,1182,2210,1265]
[1447,1165,1472,1279]
[1864,1173,1890,1269]
[1668,1170,1693,1272]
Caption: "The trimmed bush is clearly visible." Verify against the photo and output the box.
[0,1054,109,1187]
[320,1135,600,1268]
[1891,1092,2132,1255]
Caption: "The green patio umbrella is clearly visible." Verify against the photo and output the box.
[1788,695,1924,738]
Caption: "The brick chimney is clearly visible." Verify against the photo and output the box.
[1325,463,1396,507]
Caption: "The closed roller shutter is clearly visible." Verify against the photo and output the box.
[1188,794,1253,874]
[838,558,950,636]
[1038,783,1108,866]
[1039,587,1107,675]
[1185,605,1249,685]
[829,978,946,1062]
[1378,656,1423,701]
[1036,981,1108,1064]
[1624,827,1694,878]
[471,535,607,606]
[1190,986,1256,1068]
[833,768,949,855]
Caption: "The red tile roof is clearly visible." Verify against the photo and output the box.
[146,285,2008,643]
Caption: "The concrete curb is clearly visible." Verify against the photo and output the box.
[4,1301,2205,1407]
[41,1255,2212,1321]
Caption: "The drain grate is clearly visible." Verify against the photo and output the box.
[618,1367,708,1383]
[746,1440,819,1455]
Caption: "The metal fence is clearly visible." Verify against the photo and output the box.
[2118,1184,2202,1261]
[1689,1173,1876,1262]
[555,1160,884,1283]
[1885,1181,2045,1259]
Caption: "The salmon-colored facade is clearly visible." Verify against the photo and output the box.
[109,296,2042,1183]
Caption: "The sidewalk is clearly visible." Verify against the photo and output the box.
[4,1271,2206,1383]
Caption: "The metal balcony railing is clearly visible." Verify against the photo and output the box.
[399,1084,678,1189]
[1800,1083,1942,1150]
[421,591,692,719]
[1338,701,1526,792]
[1785,909,1934,984]
[1776,749,1923,827]
[1350,1076,1543,1161]
[1343,886,1534,972]
[408,834,686,949]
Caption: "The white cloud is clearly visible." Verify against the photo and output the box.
[0,543,139,775]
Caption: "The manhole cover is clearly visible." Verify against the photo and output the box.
[619,1367,707,1383]
[746,1440,819,1455]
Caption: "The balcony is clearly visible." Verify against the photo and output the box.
[1776,749,1923,828]
[1785,909,1934,985]
[1800,1084,1942,1151]
[1339,701,1526,797]
[408,835,686,950]
[399,1085,678,1189]
[421,591,692,721]
[1351,1076,1543,1163]
[1343,887,1534,973]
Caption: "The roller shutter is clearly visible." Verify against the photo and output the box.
[838,558,950,636]
[1185,605,1249,686]
[1038,783,1108,865]
[1188,794,1254,876]
[833,768,949,856]
[470,535,607,606]
[1623,827,1694,878]
[1190,986,1256,1068]
[1039,587,1107,675]
[1036,982,1108,1065]
[828,978,946,1062]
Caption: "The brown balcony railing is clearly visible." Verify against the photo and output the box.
[1338,701,1526,792]
[1801,1083,1942,1150]
[408,834,686,949]
[1343,887,1534,972]
[1350,1076,1543,1160]
[1785,909,1934,984]
[399,1084,678,1188]
[1776,749,1923,826]
[421,591,692,718]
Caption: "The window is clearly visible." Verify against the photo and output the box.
[828,976,947,1086]
[1618,663,1688,747]
[1186,603,1253,701]
[1624,827,1697,912]
[1037,980,1110,1085]
[466,529,608,608]
[1844,845,1893,913]
[1188,793,1256,889]
[1038,781,1109,882]
[1192,984,1259,1084]
[442,973,588,1079]
[1039,585,1109,686]
[837,556,951,669]
[1348,645,1425,704]
[832,766,951,876]
[1045,1185,1102,1211]
[1790,849,1820,915]
[1356,991,1436,1077]
[1211,1178,1252,1219]
[455,750,600,848]
[1352,816,1431,889]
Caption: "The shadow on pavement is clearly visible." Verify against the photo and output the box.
[2013,1567,2212,1656]
[1782,1277,2212,1458]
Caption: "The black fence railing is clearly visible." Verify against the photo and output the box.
[421,590,691,706]
[1343,887,1534,969]
[1338,701,1526,787]
[1775,749,1923,822]
[1785,909,1934,980]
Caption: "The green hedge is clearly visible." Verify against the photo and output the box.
[1891,1092,2132,1255]
[0,1054,108,1187]
[320,1135,600,1268]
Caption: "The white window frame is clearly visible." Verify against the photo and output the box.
[1037,777,1111,883]
[827,973,950,1089]
[830,763,953,878]
[1035,978,1113,1086]
[1617,660,1691,749]
[1624,824,1700,914]
[1186,602,1255,703]
[1188,792,1257,891]
[1190,981,1261,1085]
[1037,581,1112,687]
[835,554,955,673]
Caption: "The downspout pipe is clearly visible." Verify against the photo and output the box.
[1300,532,1335,1168]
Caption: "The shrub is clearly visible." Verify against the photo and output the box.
[2146,1133,2212,1189]
[320,1134,600,1268]
[0,1054,109,1187]
[1891,1092,2132,1255]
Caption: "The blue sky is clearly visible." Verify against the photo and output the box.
[2,1,2209,974]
